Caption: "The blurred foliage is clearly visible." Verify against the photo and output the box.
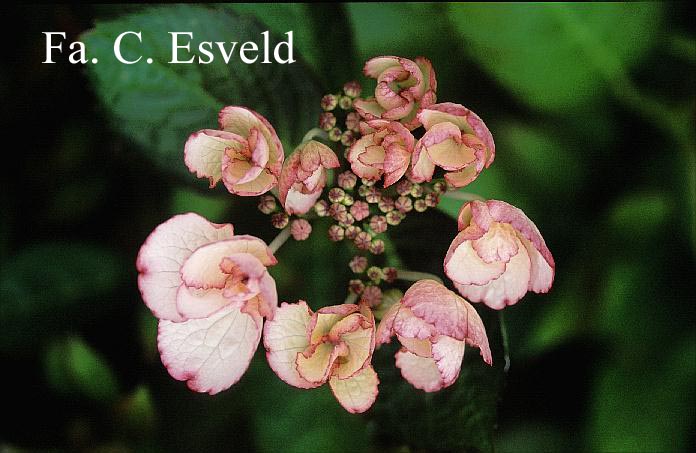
[2,2,695,452]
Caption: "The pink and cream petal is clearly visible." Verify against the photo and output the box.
[353,98,386,121]
[263,301,319,389]
[472,223,520,264]
[157,304,262,394]
[218,106,284,173]
[444,236,506,286]
[409,143,436,183]
[136,213,234,322]
[431,336,466,388]
[333,323,374,379]
[329,365,379,414]
[284,187,322,215]
[444,166,480,188]
[296,342,337,384]
[184,129,244,187]
[176,285,231,320]
[363,56,401,78]
[395,349,443,392]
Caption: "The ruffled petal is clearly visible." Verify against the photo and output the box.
[263,301,318,389]
[409,142,436,183]
[329,365,379,414]
[157,304,261,394]
[444,232,506,286]
[176,285,230,320]
[348,136,384,180]
[333,319,374,379]
[353,98,386,121]
[136,213,234,322]
[363,56,401,78]
[472,223,520,264]
[184,129,245,187]
[296,341,339,384]
[431,335,466,388]
[284,186,322,215]
[395,349,443,392]
[180,243,269,290]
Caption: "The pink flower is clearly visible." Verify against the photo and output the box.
[184,106,284,196]
[410,103,495,188]
[354,56,437,130]
[290,219,312,241]
[347,120,415,187]
[278,140,340,215]
[444,200,555,309]
[376,280,492,392]
[136,213,278,394]
[264,302,379,413]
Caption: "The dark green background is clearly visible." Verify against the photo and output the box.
[2,3,694,452]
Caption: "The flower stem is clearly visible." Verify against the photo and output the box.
[268,227,292,254]
[442,190,486,202]
[394,270,443,284]
[344,292,358,305]
[499,311,511,373]
[302,127,328,143]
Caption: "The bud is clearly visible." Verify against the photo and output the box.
[365,187,381,204]
[395,179,413,196]
[338,95,353,110]
[433,181,447,194]
[328,127,342,142]
[349,255,368,273]
[395,196,413,213]
[343,80,362,98]
[382,267,398,283]
[367,266,383,283]
[328,187,346,204]
[329,202,347,219]
[414,199,427,212]
[340,130,355,147]
[357,185,370,197]
[350,201,370,221]
[369,215,388,234]
[338,213,355,227]
[290,219,312,241]
[319,112,336,131]
[424,192,440,208]
[349,279,365,295]
[314,199,329,217]
[345,225,362,240]
[361,285,382,307]
[378,197,395,213]
[271,212,289,229]
[386,210,402,226]
[328,224,345,242]
[361,178,376,187]
[337,171,358,190]
[342,194,354,206]
[257,194,277,214]
[410,183,424,198]
[345,112,361,132]
[369,239,385,255]
[321,94,338,111]
[354,231,372,250]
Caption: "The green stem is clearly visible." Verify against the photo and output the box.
[395,270,443,284]
[499,311,510,373]
[302,127,328,143]
[442,190,486,202]
[268,227,292,254]
[344,292,358,305]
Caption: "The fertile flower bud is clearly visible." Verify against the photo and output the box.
[414,199,427,212]
[349,255,368,273]
[314,199,329,217]
[321,94,339,111]
[354,231,372,250]
[328,224,345,241]
[382,267,398,283]
[329,188,346,203]
[396,179,414,196]
[373,288,403,319]
[433,181,446,193]
[386,210,402,226]
[361,178,376,187]
[343,80,362,98]
[338,95,353,110]
[349,279,365,294]
[342,194,355,206]
[369,239,385,255]
[424,192,440,207]
[345,112,361,132]
[319,112,337,131]
[258,194,277,214]
[341,130,356,147]
[378,197,395,213]
[345,225,362,240]
[338,213,355,227]
[369,215,388,234]
[358,185,370,197]
[328,127,343,142]
[361,285,382,307]
[329,202,347,219]
[395,196,413,213]
[365,187,381,204]
[410,183,424,198]
[367,266,383,283]
[290,219,312,240]
[350,201,370,221]
[271,212,289,229]
[338,171,358,190]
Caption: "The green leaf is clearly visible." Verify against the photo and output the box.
[0,243,122,353]
[169,187,230,222]
[82,5,323,176]
[45,336,120,404]
[448,3,664,112]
